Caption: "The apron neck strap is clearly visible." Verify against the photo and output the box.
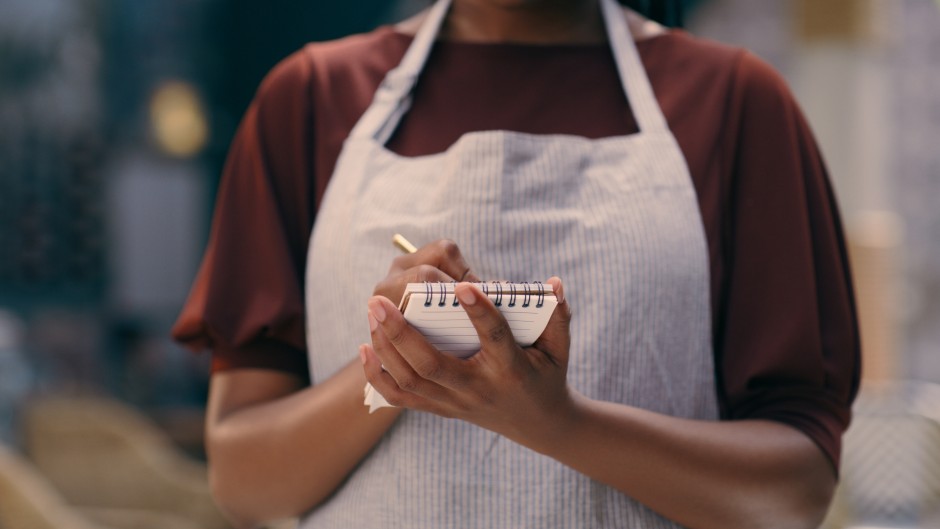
[598,0,669,133]
[350,0,668,143]
[348,0,453,143]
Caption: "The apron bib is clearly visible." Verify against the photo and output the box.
[303,0,718,526]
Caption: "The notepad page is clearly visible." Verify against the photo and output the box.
[400,283,558,358]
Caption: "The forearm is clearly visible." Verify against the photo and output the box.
[527,391,835,529]
[206,360,401,528]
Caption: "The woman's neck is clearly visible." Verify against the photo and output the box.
[395,0,667,45]
[443,0,605,44]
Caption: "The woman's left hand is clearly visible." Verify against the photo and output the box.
[364,277,837,529]
[361,277,573,449]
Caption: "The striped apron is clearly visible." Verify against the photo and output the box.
[302,0,718,526]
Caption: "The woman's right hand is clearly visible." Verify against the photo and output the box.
[373,239,480,305]
[205,239,478,527]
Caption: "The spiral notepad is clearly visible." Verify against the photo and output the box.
[399,282,558,357]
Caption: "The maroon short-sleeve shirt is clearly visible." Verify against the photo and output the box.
[172,27,860,469]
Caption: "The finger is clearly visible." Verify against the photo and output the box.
[424,239,475,282]
[372,264,453,302]
[362,344,461,418]
[461,269,481,282]
[389,239,475,284]
[453,282,520,369]
[361,343,428,410]
[368,296,469,392]
[368,299,434,395]
[533,277,572,366]
[405,264,457,284]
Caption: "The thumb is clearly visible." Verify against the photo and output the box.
[533,277,571,365]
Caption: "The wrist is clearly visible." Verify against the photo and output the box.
[516,387,590,457]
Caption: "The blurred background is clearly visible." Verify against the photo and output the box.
[0,0,937,528]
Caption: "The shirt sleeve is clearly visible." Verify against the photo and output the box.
[715,51,861,471]
[171,51,316,380]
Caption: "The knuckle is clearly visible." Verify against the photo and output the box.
[438,239,460,259]
[389,255,408,272]
[396,373,420,392]
[385,326,407,347]
[362,357,379,375]
[374,316,406,346]
[471,389,496,408]
[373,278,391,296]
[384,391,408,407]
[486,323,511,344]
[415,358,445,380]
[414,264,442,282]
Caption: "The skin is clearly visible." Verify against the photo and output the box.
[205,2,837,527]
[396,0,668,43]
[206,240,477,526]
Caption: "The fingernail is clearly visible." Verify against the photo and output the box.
[456,284,476,306]
[368,311,378,331]
[550,278,565,304]
[359,344,368,365]
[368,298,387,322]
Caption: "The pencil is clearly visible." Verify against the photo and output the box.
[392,233,418,254]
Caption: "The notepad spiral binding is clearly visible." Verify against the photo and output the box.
[420,281,547,309]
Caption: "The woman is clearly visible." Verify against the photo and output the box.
[174,0,860,527]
